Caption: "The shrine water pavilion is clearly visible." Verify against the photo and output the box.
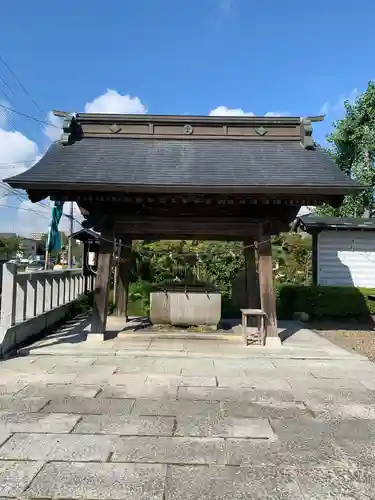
[5,113,360,346]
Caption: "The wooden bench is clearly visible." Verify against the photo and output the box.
[240,308,266,346]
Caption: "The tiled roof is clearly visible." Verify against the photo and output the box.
[298,215,375,231]
[6,137,359,194]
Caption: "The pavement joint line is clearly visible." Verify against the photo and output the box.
[18,459,46,496]
[0,433,13,447]
[36,400,52,412]
[94,388,103,398]
[69,416,83,433]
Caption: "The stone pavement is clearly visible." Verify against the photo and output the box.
[0,318,375,498]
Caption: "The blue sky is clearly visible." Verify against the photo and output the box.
[0,0,374,234]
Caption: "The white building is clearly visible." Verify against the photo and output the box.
[297,215,375,287]
[19,238,38,260]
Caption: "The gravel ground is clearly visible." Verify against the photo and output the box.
[313,321,375,362]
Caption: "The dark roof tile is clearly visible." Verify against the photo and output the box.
[299,215,375,231]
[6,137,359,193]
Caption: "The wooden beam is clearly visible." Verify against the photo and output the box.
[115,238,132,319]
[90,230,114,340]
[244,239,260,309]
[114,216,269,238]
[257,224,280,347]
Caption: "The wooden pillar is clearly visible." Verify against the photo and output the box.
[115,238,132,320]
[90,230,114,341]
[243,239,260,309]
[257,225,281,347]
[83,242,89,294]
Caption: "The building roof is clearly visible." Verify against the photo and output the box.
[71,228,100,244]
[5,113,360,197]
[298,215,375,232]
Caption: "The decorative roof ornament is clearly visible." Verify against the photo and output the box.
[255,126,267,136]
[60,115,82,146]
[109,124,121,134]
[183,124,193,135]
[300,118,314,149]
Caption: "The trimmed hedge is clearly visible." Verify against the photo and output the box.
[279,285,375,319]
[124,280,375,320]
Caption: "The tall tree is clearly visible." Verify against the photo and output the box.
[0,236,21,259]
[317,81,375,217]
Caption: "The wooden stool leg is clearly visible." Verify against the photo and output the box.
[260,315,265,345]
[242,313,247,346]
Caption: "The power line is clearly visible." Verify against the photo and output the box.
[0,74,16,97]
[0,103,59,129]
[0,53,45,115]
[0,101,29,137]
[0,160,36,165]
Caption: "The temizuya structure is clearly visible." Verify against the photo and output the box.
[6,113,360,345]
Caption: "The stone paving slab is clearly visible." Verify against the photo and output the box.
[0,382,28,395]
[221,400,309,419]
[359,378,375,391]
[295,467,375,499]
[288,376,366,392]
[74,414,175,436]
[178,375,217,387]
[175,415,274,438]
[26,461,167,500]
[0,412,81,433]
[217,375,292,391]
[0,396,49,412]
[292,387,375,406]
[99,383,179,399]
[19,383,101,398]
[0,460,44,498]
[41,396,135,415]
[2,322,375,498]
[132,399,222,418]
[0,433,118,461]
[335,437,375,468]
[310,402,375,421]
[165,465,304,500]
[226,435,348,467]
[112,436,227,465]
[107,373,149,385]
[177,386,297,403]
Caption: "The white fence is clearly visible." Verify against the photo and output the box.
[0,263,94,356]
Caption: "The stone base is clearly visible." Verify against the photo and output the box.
[265,336,282,348]
[86,333,105,343]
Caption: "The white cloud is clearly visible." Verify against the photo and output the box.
[1,87,147,234]
[0,127,39,207]
[84,89,147,114]
[320,88,358,116]
[209,106,289,117]
[44,111,63,141]
[264,111,288,117]
[209,106,255,116]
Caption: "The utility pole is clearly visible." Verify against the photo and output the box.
[67,201,73,268]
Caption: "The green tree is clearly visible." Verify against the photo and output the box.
[317,81,375,217]
[0,235,21,259]
[272,232,312,285]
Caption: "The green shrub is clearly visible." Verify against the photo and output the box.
[279,285,375,319]
[71,292,93,316]
[128,280,154,315]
